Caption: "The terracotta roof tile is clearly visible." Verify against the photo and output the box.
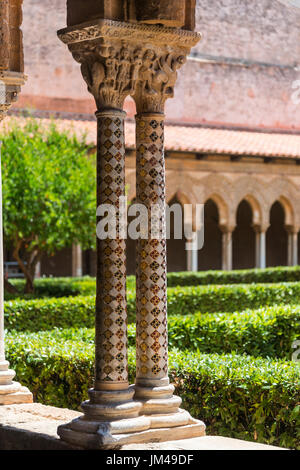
[2,116,300,159]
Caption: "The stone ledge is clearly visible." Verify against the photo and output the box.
[0,403,286,451]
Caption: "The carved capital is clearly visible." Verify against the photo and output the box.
[58,19,201,111]
[71,41,144,110]
[0,71,26,122]
[134,50,187,113]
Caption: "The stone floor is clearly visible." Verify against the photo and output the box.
[0,403,286,450]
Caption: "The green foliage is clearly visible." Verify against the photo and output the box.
[137,305,300,358]
[5,298,300,360]
[5,282,300,331]
[6,266,300,300]
[164,282,300,316]
[5,332,300,449]
[6,276,96,300]
[167,266,300,287]
[4,295,96,331]
[1,118,96,291]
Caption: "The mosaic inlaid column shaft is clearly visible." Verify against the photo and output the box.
[95,110,128,391]
[135,113,168,385]
[80,109,142,421]
[135,113,181,414]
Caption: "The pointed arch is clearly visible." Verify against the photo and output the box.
[204,193,229,228]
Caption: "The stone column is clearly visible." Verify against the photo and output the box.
[0,0,32,406]
[58,17,204,449]
[186,240,198,272]
[254,226,267,269]
[57,27,143,449]
[135,111,182,415]
[221,226,234,271]
[133,40,203,433]
[287,226,299,267]
[72,244,82,277]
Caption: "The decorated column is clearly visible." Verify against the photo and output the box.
[134,47,200,421]
[57,4,204,448]
[0,0,32,405]
[57,24,144,449]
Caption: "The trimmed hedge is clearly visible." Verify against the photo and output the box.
[164,282,300,316]
[5,276,136,300]
[17,303,299,359]
[5,277,96,300]
[167,267,300,287]
[5,282,300,331]
[5,332,300,449]
[4,296,96,332]
[130,305,300,359]
[6,266,300,300]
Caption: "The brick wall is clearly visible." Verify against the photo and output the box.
[15,0,300,129]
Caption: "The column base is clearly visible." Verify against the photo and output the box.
[57,408,206,449]
[0,361,33,405]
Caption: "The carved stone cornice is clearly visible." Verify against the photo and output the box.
[57,19,201,111]
[0,71,26,122]
[58,19,201,48]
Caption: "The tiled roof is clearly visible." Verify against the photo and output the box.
[2,115,300,159]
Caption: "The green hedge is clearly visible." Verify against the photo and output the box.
[167,267,300,287]
[130,305,300,359]
[164,282,300,316]
[15,303,298,359]
[5,332,300,449]
[5,276,136,300]
[5,277,96,300]
[4,296,96,332]
[6,266,300,300]
[5,282,300,332]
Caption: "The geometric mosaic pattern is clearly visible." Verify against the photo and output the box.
[135,114,168,382]
[95,110,128,387]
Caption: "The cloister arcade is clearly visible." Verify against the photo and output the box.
[123,163,300,274]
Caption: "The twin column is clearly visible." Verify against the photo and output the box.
[89,108,180,416]
[57,20,203,448]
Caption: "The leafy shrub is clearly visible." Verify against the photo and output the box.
[167,266,300,287]
[5,276,135,300]
[5,277,96,300]
[5,282,300,332]
[165,282,300,316]
[128,305,300,359]
[4,296,96,332]
[14,302,298,359]
[5,333,300,449]
[6,265,300,300]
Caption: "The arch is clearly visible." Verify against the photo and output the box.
[232,176,268,228]
[266,200,288,267]
[199,173,233,226]
[198,198,222,271]
[233,199,256,269]
[276,195,295,227]
[235,194,262,227]
[204,193,229,228]
[265,176,299,227]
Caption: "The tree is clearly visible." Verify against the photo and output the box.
[1,118,96,293]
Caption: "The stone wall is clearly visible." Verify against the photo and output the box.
[15,0,300,130]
